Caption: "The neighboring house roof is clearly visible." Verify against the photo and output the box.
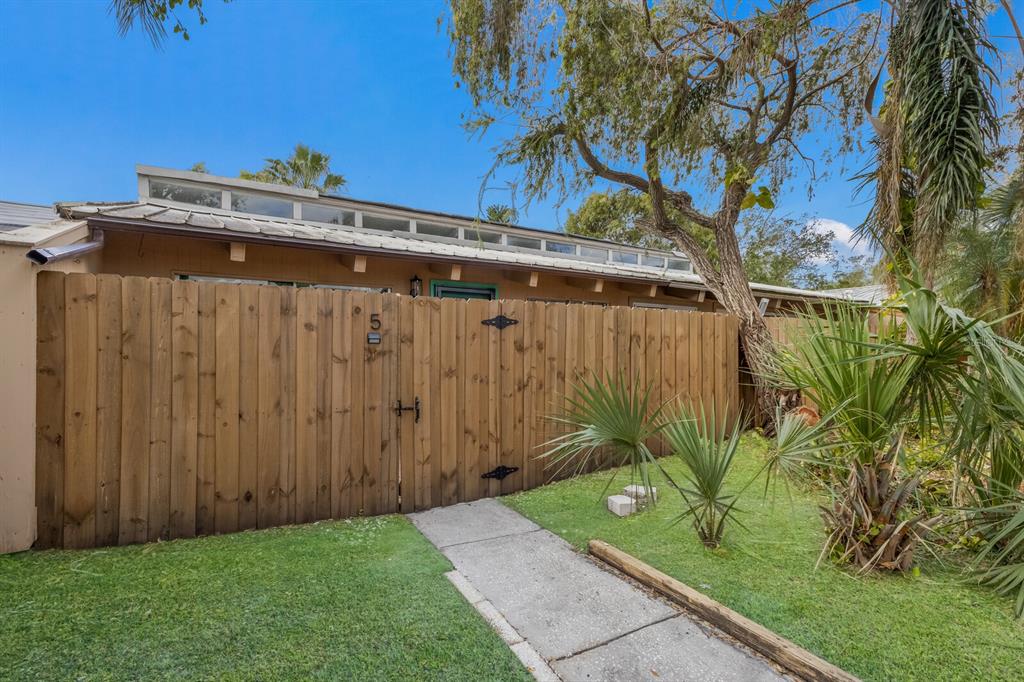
[59,199,871,303]
[0,200,57,232]
[821,284,888,305]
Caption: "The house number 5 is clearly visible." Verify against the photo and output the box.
[369,313,381,330]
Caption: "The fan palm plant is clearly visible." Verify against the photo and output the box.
[538,372,666,499]
[661,402,745,549]
[779,265,1024,584]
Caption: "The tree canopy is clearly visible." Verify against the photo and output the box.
[565,189,870,289]
[449,0,881,417]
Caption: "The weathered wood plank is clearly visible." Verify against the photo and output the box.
[331,291,351,518]
[315,288,333,519]
[462,299,484,501]
[63,274,98,549]
[397,296,416,512]
[439,298,459,506]
[119,276,151,545]
[257,285,282,529]
[35,271,66,549]
[195,283,217,536]
[498,299,517,496]
[347,292,366,514]
[148,278,173,542]
[294,287,318,523]
[378,293,398,513]
[484,299,502,494]
[412,296,432,511]
[214,284,240,534]
[237,284,260,530]
[95,274,122,546]
[688,313,702,410]
[589,540,860,682]
[279,287,297,523]
[169,279,199,539]
[361,293,384,516]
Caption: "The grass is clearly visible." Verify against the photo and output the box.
[0,515,530,681]
[504,434,1024,682]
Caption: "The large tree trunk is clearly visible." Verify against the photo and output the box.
[706,184,788,429]
[718,269,784,428]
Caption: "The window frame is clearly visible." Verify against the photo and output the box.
[429,279,498,300]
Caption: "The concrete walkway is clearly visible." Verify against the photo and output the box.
[409,499,785,682]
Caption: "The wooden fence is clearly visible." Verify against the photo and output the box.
[35,271,739,549]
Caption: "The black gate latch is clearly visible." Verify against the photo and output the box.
[394,397,420,423]
[482,465,519,480]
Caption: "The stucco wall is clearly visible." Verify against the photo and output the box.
[0,236,94,553]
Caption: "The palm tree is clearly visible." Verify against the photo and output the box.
[860,0,999,288]
[109,0,212,45]
[943,172,1024,339]
[484,204,518,225]
[240,144,346,194]
[777,268,1024,575]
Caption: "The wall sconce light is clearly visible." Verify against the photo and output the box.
[410,274,423,298]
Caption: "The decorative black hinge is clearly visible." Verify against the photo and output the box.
[482,314,519,330]
[394,397,421,423]
[482,465,519,480]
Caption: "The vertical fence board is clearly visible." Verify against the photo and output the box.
[508,299,527,493]
[95,274,122,547]
[379,293,398,513]
[412,297,432,511]
[169,279,198,539]
[237,285,260,530]
[279,288,297,522]
[498,300,517,495]
[315,289,333,519]
[361,293,383,516]
[439,300,459,505]
[294,288,318,523]
[257,286,282,529]
[331,291,351,518]
[347,292,366,514]
[524,301,545,489]
[195,283,217,536]
[148,279,173,542]
[119,276,151,545]
[483,300,501,494]
[688,313,702,409]
[397,297,416,512]
[63,274,98,549]
[36,271,65,549]
[463,299,484,501]
[214,285,240,534]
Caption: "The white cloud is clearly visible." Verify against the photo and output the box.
[807,217,869,255]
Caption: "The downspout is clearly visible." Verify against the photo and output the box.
[25,230,104,265]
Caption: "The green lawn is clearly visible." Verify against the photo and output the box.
[504,434,1024,682]
[0,515,529,681]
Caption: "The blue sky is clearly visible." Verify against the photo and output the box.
[0,1,1017,260]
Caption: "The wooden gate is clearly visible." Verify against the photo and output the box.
[36,272,739,549]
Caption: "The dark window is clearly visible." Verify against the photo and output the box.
[430,280,497,300]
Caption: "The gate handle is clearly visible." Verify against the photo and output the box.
[395,397,421,423]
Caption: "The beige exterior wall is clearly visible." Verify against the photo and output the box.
[97,231,723,311]
[0,229,95,553]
